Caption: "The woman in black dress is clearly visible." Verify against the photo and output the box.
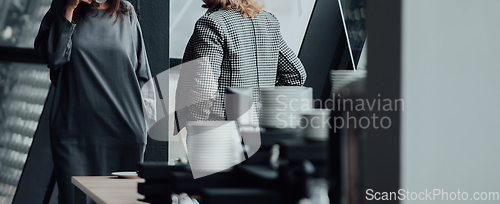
[34,0,156,203]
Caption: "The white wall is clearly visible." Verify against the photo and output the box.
[169,0,316,59]
[401,0,500,203]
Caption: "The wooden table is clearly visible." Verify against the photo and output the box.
[72,176,147,204]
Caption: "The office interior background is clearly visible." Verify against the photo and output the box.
[0,0,499,203]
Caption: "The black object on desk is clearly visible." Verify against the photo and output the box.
[137,127,330,204]
[201,188,280,204]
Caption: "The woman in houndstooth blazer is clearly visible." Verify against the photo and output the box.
[176,0,307,128]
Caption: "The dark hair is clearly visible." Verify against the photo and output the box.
[72,0,130,23]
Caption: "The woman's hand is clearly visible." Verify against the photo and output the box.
[64,0,92,22]
[66,0,92,10]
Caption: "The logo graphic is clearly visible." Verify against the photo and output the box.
[141,58,261,179]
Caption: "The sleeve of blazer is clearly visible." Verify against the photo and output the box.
[176,16,224,128]
[273,16,307,86]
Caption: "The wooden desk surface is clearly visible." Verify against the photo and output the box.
[71,176,147,204]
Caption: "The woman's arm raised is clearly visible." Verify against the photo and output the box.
[34,0,89,70]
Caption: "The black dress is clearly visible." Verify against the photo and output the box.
[34,1,155,203]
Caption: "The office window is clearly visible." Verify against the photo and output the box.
[0,62,50,203]
[0,0,51,48]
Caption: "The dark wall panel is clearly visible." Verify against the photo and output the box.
[136,0,169,77]
[134,0,170,162]
[361,0,402,203]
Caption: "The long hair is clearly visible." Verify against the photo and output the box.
[72,0,129,23]
[202,0,264,18]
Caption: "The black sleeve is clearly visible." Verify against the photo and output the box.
[34,0,76,70]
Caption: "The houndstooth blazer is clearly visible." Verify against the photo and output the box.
[175,7,307,129]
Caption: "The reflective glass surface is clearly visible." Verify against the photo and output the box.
[0,62,50,203]
[0,0,51,48]
[338,0,366,69]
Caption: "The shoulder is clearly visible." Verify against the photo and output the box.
[199,8,230,25]
[259,10,280,27]
[120,0,138,18]
[260,11,277,21]
[200,8,248,27]
[121,0,134,12]
[205,8,239,18]
[206,9,280,29]
[120,0,139,24]
[194,8,229,32]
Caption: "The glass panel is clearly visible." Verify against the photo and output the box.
[0,0,52,48]
[263,0,316,55]
[0,62,50,203]
[338,0,366,69]
[169,0,207,59]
